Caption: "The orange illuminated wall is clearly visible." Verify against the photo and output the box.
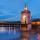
[31,22,40,25]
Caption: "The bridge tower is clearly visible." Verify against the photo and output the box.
[20,4,31,40]
[21,4,31,30]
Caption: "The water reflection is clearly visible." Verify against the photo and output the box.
[0,27,21,40]
[29,33,37,40]
[0,27,38,40]
[0,27,6,32]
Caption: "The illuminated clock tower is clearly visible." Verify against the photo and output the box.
[21,4,31,24]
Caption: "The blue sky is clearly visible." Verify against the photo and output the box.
[0,0,40,21]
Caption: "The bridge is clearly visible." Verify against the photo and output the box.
[0,21,40,32]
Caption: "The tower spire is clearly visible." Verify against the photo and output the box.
[25,4,26,8]
[24,4,28,10]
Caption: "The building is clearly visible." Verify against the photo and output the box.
[31,18,40,30]
[21,4,30,24]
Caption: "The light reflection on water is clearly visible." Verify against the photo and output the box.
[0,30,20,39]
[0,27,38,40]
[29,32,37,40]
[0,27,21,40]
[0,32,37,40]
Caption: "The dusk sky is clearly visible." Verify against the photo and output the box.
[0,0,40,21]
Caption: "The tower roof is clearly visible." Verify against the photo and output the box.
[21,4,30,13]
[24,4,28,10]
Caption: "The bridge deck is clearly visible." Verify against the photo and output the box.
[0,22,27,27]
